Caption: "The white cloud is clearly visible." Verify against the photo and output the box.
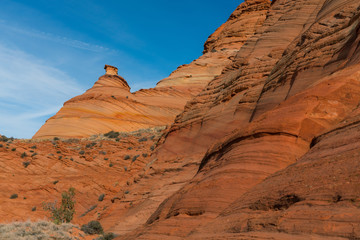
[0,44,84,138]
[0,20,112,53]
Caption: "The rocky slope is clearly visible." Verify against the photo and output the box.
[2,0,360,239]
[0,127,164,229]
[33,1,268,139]
[119,0,360,239]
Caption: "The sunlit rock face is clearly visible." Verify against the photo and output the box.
[33,0,265,140]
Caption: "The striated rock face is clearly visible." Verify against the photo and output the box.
[33,65,193,139]
[5,0,360,239]
[156,0,270,88]
[0,127,165,229]
[33,1,268,140]
[120,0,360,239]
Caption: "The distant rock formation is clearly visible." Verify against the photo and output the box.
[33,1,265,139]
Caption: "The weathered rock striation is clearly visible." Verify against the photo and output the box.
[3,0,360,239]
[33,2,266,139]
[121,0,360,239]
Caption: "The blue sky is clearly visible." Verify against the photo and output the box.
[0,0,242,138]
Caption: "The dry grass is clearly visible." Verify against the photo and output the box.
[0,221,81,240]
[20,125,168,143]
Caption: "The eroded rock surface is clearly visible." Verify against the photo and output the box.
[33,0,267,140]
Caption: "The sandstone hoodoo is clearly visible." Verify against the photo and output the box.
[33,0,269,140]
[2,0,360,239]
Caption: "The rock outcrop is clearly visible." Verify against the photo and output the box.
[3,0,360,239]
[120,0,360,239]
[33,1,268,139]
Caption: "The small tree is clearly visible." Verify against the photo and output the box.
[43,187,76,224]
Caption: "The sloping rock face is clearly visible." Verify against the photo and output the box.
[33,66,194,139]
[121,0,360,239]
[0,127,164,228]
[33,2,267,139]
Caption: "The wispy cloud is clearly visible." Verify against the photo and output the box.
[0,19,113,53]
[0,44,83,138]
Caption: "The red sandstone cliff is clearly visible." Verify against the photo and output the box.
[33,1,268,139]
[119,0,360,238]
[2,0,360,239]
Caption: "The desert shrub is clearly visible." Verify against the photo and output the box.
[104,131,119,139]
[123,155,130,160]
[109,163,113,167]
[124,166,127,171]
[115,138,120,142]
[20,152,27,158]
[53,180,59,185]
[149,135,155,140]
[0,221,77,239]
[99,151,107,155]
[81,220,103,235]
[127,147,132,150]
[11,148,16,151]
[0,144,3,147]
[124,190,129,194]
[132,155,139,162]
[79,150,85,155]
[22,161,30,168]
[138,137,148,142]
[98,194,105,202]
[53,137,60,141]
[43,187,76,224]
[96,232,116,240]
[0,135,14,142]
[150,145,155,151]
[104,158,108,161]
[56,151,61,154]
[32,207,36,211]
[31,152,37,157]
[10,194,18,199]
[30,145,37,149]
[70,157,74,161]
[142,153,148,158]
[58,156,62,160]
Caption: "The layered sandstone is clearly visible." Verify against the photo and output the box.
[3,0,360,239]
[120,0,360,239]
[33,0,268,139]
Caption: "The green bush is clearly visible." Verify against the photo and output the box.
[96,232,116,240]
[138,137,148,142]
[98,194,105,202]
[123,155,130,160]
[81,220,103,235]
[11,148,16,151]
[132,155,139,162]
[21,152,27,158]
[10,194,18,199]
[43,187,76,224]
[104,131,119,139]
[23,161,30,168]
